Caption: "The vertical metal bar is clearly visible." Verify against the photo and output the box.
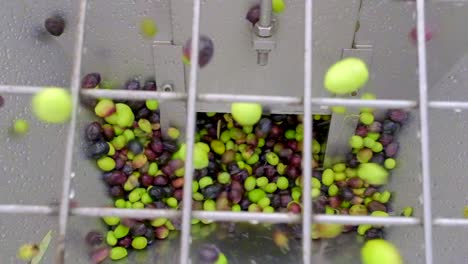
[302,0,313,263]
[55,0,88,263]
[259,0,272,27]
[179,0,201,263]
[415,0,433,263]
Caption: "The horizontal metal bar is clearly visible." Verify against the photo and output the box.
[198,93,302,105]
[0,85,44,94]
[193,211,301,223]
[433,218,468,226]
[313,215,421,225]
[0,85,421,110]
[81,89,187,101]
[311,98,417,109]
[0,205,426,227]
[72,207,180,219]
[429,101,468,110]
[0,205,55,215]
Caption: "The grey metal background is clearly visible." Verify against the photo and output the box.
[1,0,467,263]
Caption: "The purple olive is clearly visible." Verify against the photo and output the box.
[313,201,326,214]
[85,122,103,142]
[149,111,161,124]
[89,247,109,263]
[85,231,104,246]
[287,141,299,152]
[156,152,171,166]
[85,140,109,159]
[271,195,281,208]
[109,171,127,186]
[384,142,399,158]
[280,195,292,207]
[367,201,387,212]
[122,164,134,176]
[364,187,377,197]
[144,149,157,161]
[279,148,293,160]
[150,139,164,154]
[254,165,265,177]
[140,174,154,187]
[228,189,243,204]
[355,125,368,137]
[264,165,277,178]
[370,153,385,165]
[81,73,101,88]
[341,188,354,201]
[153,175,169,186]
[285,166,300,179]
[45,16,65,36]
[162,185,174,197]
[114,158,125,170]
[289,154,302,167]
[153,201,166,209]
[0,95,4,108]
[202,184,223,200]
[365,228,384,239]
[109,186,124,197]
[382,120,400,134]
[265,139,276,149]
[118,236,132,248]
[227,162,240,174]
[255,118,273,138]
[144,227,156,245]
[163,141,178,153]
[102,125,114,140]
[270,125,283,138]
[329,196,342,208]
[240,198,251,210]
[136,107,151,119]
[379,133,393,147]
[143,80,157,91]
[127,139,144,154]
[174,189,183,201]
[125,80,141,90]
[149,187,164,200]
[288,202,302,214]
[388,109,408,124]
[368,121,382,133]
[271,114,287,123]
[183,35,215,68]
[245,4,261,25]
[131,223,148,236]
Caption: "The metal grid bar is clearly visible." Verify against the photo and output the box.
[0,205,55,215]
[433,218,468,226]
[19,84,468,110]
[416,0,434,263]
[179,0,201,263]
[302,0,313,263]
[55,0,88,263]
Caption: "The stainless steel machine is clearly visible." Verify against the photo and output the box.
[1,0,467,263]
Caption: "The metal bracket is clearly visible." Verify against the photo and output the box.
[153,42,187,140]
[323,47,374,167]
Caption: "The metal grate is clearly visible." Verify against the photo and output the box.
[2,0,468,263]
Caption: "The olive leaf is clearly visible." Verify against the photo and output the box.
[31,230,53,264]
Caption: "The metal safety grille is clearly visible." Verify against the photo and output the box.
[2,0,468,263]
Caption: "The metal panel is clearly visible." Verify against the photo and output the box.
[171,0,361,102]
[81,0,173,87]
